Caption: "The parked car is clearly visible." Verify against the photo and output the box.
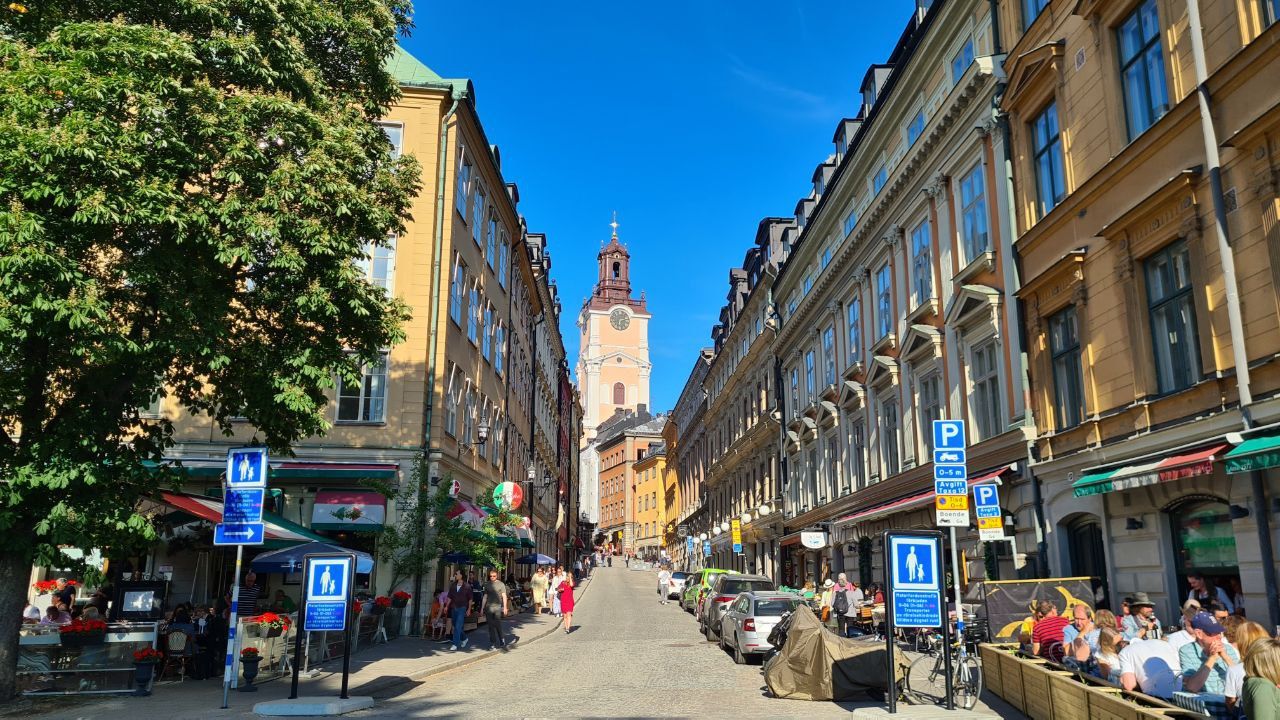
[667,571,688,600]
[700,574,776,641]
[681,568,736,616]
[719,592,803,664]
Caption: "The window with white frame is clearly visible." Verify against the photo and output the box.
[960,164,989,261]
[336,353,388,423]
[1032,101,1067,218]
[807,448,819,509]
[467,285,480,344]
[906,109,925,146]
[1023,0,1049,29]
[847,299,862,365]
[951,38,975,84]
[472,185,485,243]
[842,207,858,238]
[970,341,1003,439]
[1049,306,1083,429]
[498,237,509,288]
[786,291,799,318]
[824,434,839,502]
[1146,240,1201,394]
[803,269,815,295]
[822,326,836,386]
[876,265,893,338]
[462,387,475,443]
[910,219,932,305]
[455,150,471,216]
[1269,0,1280,25]
[140,390,164,419]
[789,367,800,418]
[495,323,506,376]
[872,164,888,195]
[379,122,403,160]
[821,244,833,268]
[361,234,396,294]
[486,212,497,268]
[918,372,942,453]
[881,397,901,477]
[848,419,866,490]
[444,368,459,436]
[481,304,492,361]
[805,350,816,399]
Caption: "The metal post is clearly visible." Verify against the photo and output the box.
[340,555,354,700]
[883,531,896,714]
[289,556,308,699]
[946,527,961,711]
[221,545,243,709]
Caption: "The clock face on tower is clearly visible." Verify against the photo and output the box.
[610,309,631,330]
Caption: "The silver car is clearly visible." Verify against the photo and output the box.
[718,592,803,664]
[667,571,688,600]
[700,573,775,642]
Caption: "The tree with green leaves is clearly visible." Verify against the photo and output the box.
[0,0,417,698]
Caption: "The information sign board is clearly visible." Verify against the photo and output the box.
[887,532,943,628]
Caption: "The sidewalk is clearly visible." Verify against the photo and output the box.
[22,575,594,719]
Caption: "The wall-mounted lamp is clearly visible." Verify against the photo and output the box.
[1004,514,1017,528]
[1125,517,1144,531]
[1229,504,1250,520]
[698,533,708,542]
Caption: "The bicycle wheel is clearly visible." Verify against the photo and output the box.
[954,655,984,710]
[904,653,948,705]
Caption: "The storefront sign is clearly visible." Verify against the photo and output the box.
[800,531,827,549]
[731,519,743,554]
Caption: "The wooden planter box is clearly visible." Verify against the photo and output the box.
[1000,649,1026,713]
[978,644,1003,697]
[1048,670,1091,720]
[1019,656,1055,720]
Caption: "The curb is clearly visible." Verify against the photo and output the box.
[350,574,596,697]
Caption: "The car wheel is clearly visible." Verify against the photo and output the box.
[733,641,747,665]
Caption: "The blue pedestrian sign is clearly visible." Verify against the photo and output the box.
[226,447,269,489]
[887,532,943,628]
[702,540,711,558]
[303,554,354,632]
[213,522,264,545]
[223,488,265,524]
[686,537,695,553]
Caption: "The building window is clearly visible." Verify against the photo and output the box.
[910,219,932,306]
[842,207,858,238]
[481,304,492,361]
[1032,101,1067,218]
[804,350,816,398]
[847,299,862,365]
[951,39,975,84]
[786,291,799,318]
[486,212,498,269]
[789,367,800,418]
[613,382,625,405]
[848,420,866,489]
[336,354,388,423]
[379,122,403,160]
[444,372,459,437]
[1118,0,1169,140]
[1023,0,1049,29]
[822,326,836,386]
[872,165,888,195]
[824,434,839,501]
[876,264,893,338]
[881,398,900,477]
[467,285,479,344]
[361,234,396,294]
[462,388,475,443]
[821,245,833,268]
[455,152,471,216]
[1145,240,1201,394]
[971,341,1003,440]
[472,186,485,244]
[498,238,509,288]
[495,324,505,376]
[1269,0,1280,25]
[807,448,819,508]
[907,110,925,146]
[1049,306,1084,429]
[140,391,164,420]
[803,270,815,295]
[960,164,988,261]
[919,372,942,453]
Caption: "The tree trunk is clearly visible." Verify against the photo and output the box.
[0,547,35,700]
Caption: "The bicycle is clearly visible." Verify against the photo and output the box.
[904,636,983,710]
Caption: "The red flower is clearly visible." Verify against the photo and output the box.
[392,590,412,601]
[133,648,163,663]
[59,619,107,635]
[240,647,260,659]
[374,596,392,608]
[352,600,363,613]
[250,612,290,629]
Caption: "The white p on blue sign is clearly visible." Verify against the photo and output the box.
[304,555,353,632]
[933,420,966,451]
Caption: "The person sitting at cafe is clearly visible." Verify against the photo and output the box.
[1062,603,1095,647]
[52,578,76,609]
[1120,633,1181,699]
[1244,638,1280,720]
[1122,593,1161,641]
[1209,600,1231,626]
[22,604,41,624]
[41,605,70,625]
[1095,628,1125,683]
[1181,611,1240,695]
[1030,600,1071,662]
[1166,602,1201,652]
[1225,620,1270,712]
[270,589,297,613]
[79,606,101,621]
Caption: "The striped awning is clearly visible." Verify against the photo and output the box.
[835,466,1011,525]
[310,490,386,531]
[155,491,327,544]
[446,499,488,532]
[1072,444,1227,497]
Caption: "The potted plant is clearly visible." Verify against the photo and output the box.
[59,618,108,648]
[31,579,77,595]
[239,647,261,692]
[132,647,162,696]
[390,590,412,609]
[251,612,290,638]
[371,596,391,616]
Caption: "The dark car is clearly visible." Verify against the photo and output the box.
[700,573,775,640]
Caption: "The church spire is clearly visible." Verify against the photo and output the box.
[609,211,619,240]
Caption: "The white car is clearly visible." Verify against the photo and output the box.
[719,591,803,664]
[667,571,688,599]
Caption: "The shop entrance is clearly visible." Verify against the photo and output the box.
[1066,515,1109,607]
[1168,497,1240,610]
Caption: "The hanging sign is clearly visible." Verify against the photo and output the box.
[493,481,524,511]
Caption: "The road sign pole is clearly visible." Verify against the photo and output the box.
[221,544,243,708]
[340,557,354,700]
[945,527,959,710]
[289,556,308,699]
[883,531,896,714]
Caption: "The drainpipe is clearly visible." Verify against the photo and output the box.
[1185,0,1276,629]
[766,294,790,582]
[410,93,462,634]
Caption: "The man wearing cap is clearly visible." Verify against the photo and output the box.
[1180,611,1239,694]
[1122,592,1161,641]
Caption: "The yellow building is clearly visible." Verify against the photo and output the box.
[1005,0,1280,623]
[660,419,681,562]
[633,443,668,562]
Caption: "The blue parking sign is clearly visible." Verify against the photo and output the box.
[932,420,966,451]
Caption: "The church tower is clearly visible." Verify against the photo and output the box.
[575,216,652,444]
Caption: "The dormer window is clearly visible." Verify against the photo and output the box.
[836,136,847,159]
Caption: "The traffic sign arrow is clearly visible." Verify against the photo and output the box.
[214,522,265,546]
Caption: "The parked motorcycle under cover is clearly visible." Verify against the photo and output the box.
[763,605,908,701]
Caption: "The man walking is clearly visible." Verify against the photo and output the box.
[483,568,512,651]
[657,566,672,605]
[447,570,472,651]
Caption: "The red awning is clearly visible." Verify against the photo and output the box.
[834,465,1013,526]
[154,491,324,543]
[447,499,488,532]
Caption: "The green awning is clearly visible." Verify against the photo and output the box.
[1225,435,1280,474]
[496,535,521,548]
[149,460,398,480]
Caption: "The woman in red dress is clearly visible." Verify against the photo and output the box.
[557,574,575,634]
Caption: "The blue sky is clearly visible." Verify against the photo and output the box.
[402,1,916,412]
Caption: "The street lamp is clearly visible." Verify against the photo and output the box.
[699,532,708,541]
[713,527,721,536]
[719,521,730,533]
[740,512,752,525]
[460,418,490,451]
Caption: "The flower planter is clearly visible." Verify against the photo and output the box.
[370,605,386,617]
[263,625,283,638]
[239,657,261,692]
[391,598,408,609]
[133,663,155,697]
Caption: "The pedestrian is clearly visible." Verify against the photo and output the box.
[625,553,630,569]
[830,573,862,637]
[657,566,672,604]
[238,571,262,615]
[557,572,575,634]
[483,568,511,651]
[446,570,472,651]
[574,558,583,582]
[530,568,548,615]
[551,566,564,616]
[607,553,613,567]
[1188,572,1235,613]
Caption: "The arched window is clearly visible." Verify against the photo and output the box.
[613,382,625,405]
[612,261,621,279]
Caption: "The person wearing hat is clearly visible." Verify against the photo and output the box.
[1122,592,1162,641]
[819,579,836,625]
[1181,611,1240,694]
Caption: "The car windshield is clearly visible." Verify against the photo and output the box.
[720,579,774,595]
[704,573,723,586]
[754,598,799,616]
[671,572,688,580]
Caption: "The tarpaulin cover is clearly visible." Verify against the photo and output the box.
[764,605,907,701]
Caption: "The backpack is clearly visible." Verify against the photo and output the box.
[833,588,849,615]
